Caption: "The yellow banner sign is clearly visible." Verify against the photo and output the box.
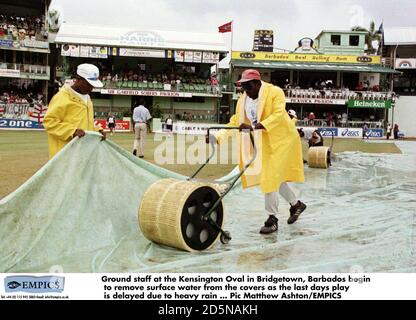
[232,51,381,65]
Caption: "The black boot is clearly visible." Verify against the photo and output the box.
[260,215,278,234]
[287,201,307,224]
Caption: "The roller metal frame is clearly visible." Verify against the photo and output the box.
[188,127,257,244]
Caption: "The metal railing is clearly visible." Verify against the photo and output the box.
[284,88,395,101]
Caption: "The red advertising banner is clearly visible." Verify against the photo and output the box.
[95,120,131,131]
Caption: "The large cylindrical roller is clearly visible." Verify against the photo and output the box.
[139,178,224,252]
[308,146,331,169]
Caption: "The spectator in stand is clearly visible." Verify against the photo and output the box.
[175,78,181,91]
[326,111,335,127]
[341,112,348,127]
[325,80,333,89]
[308,112,315,126]
[210,72,219,94]
[355,82,364,91]
[393,124,399,139]
[335,113,341,126]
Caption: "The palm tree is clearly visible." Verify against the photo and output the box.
[351,21,381,55]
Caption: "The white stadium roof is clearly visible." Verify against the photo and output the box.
[55,23,228,52]
[384,27,416,45]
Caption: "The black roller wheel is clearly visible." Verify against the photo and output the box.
[180,186,224,251]
[220,231,231,244]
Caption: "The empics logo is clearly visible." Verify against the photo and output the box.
[4,276,65,293]
[7,281,21,289]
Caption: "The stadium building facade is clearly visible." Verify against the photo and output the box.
[0,0,51,129]
[226,30,398,138]
[53,24,228,129]
[383,26,416,137]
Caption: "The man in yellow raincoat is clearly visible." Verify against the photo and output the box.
[43,64,105,158]
[216,69,306,234]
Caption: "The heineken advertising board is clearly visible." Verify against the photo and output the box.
[348,100,392,109]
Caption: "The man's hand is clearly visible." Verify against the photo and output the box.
[239,123,253,131]
[99,130,106,141]
[254,122,265,130]
[73,129,86,138]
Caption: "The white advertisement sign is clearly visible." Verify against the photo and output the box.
[100,89,192,97]
[202,52,213,63]
[119,48,165,58]
[61,44,80,57]
[0,69,20,78]
[22,39,49,49]
[173,122,225,135]
[211,52,220,63]
[338,128,363,138]
[184,51,194,62]
[193,51,202,63]
[79,45,90,57]
[395,58,416,69]
[174,50,185,62]
[286,98,346,105]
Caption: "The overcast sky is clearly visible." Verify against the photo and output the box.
[50,0,415,51]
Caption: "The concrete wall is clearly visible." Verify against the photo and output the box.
[391,96,416,137]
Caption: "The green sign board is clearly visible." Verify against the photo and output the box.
[348,100,392,109]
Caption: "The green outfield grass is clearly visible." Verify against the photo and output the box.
[0,130,401,199]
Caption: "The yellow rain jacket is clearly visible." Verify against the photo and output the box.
[216,81,304,193]
[43,86,102,158]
